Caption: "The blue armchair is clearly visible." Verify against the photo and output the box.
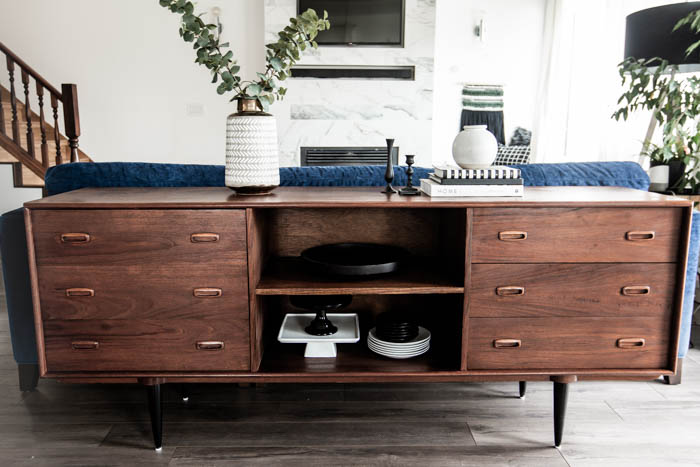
[1,161,696,390]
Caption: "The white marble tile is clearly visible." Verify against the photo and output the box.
[265,0,436,165]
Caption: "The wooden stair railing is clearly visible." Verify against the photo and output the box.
[0,41,84,186]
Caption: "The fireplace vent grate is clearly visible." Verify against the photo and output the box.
[300,147,399,166]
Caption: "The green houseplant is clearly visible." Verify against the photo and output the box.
[159,0,330,193]
[613,10,700,193]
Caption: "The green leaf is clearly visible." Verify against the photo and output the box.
[221,71,233,82]
[159,0,171,7]
[247,83,262,96]
[230,65,241,74]
[269,57,283,72]
[184,2,194,14]
[197,35,210,47]
[216,82,227,95]
[183,31,194,42]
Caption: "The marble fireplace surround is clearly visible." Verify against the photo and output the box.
[264,0,436,167]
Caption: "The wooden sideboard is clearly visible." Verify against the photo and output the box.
[24,186,692,450]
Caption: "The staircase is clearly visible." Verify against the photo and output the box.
[0,41,91,189]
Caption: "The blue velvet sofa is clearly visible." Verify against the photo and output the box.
[1,161,697,390]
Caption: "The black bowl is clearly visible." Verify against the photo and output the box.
[301,243,408,276]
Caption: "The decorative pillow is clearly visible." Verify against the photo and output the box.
[509,127,532,146]
[495,144,531,165]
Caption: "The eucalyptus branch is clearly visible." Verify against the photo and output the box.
[160,0,330,111]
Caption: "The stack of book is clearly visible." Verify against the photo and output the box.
[420,165,524,197]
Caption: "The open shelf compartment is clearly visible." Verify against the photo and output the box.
[257,294,464,374]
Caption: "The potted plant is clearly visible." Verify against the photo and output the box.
[613,10,700,194]
[160,0,330,194]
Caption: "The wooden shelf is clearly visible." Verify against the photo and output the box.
[260,341,459,374]
[255,257,464,295]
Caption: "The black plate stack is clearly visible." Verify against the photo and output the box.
[375,311,419,343]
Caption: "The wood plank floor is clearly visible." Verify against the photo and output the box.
[1,267,699,465]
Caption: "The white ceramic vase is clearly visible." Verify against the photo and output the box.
[648,164,670,192]
[451,125,498,169]
[225,99,280,194]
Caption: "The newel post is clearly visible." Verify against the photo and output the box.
[61,83,81,163]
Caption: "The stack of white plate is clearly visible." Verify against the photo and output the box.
[367,326,431,359]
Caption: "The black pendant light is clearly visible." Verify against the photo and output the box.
[624,2,700,72]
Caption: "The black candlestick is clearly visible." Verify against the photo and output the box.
[381,138,398,194]
[399,154,421,196]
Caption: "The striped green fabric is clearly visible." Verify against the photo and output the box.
[462,85,504,97]
[462,84,504,111]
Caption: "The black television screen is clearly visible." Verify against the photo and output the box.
[297,0,404,46]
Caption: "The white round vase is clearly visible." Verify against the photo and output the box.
[225,99,280,195]
[451,125,498,169]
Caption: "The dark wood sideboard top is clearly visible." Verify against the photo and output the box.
[25,186,692,209]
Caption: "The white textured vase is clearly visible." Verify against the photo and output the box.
[451,125,498,169]
[225,99,280,194]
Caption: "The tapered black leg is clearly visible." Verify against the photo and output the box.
[147,384,163,451]
[18,364,39,392]
[519,381,527,398]
[553,381,569,447]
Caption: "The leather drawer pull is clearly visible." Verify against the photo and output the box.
[496,286,525,296]
[493,339,522,348]
[65,288,95,297]
[196,341,225,351]
[626,231,655,241]
[622,286,651,296]
[617,338,646,349]
[72,341,99,350]
[498,231,527,241]
[191,233,220,243]
[60,233,91,243]
[193,287,222,297]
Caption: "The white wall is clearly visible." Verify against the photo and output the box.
[0,0,265,165]
[432,0,546,164]
[0,166,41,213]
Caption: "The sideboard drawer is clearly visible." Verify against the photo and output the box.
[30,209,246,266]
[37,264,248,321]
[43,319,250,372]
[471,207,682,263]
[467,317,671,370]
[470,263,676,318]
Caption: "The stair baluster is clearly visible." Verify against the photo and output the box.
[61,84,80,163]
[21,69,35,158]
[0,79,5,133]
[36,83,49,169]
[6,57,20,144]
[0,41,88,188]
[50,94,63,165]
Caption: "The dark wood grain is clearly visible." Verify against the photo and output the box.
[468,316,671,370]
[36,264,247,321]
[43,319,250,372]
[260,342,460,374]
[266,208,463,258]
[24,186,692,209]
[247,208,268,372]
[30,209,246,266]
[471,207,683,263]
[25,207,48,376]
[256,257,464,295]
[668,205,693,373]
[462,207,473,371]
[470,263,676,317]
